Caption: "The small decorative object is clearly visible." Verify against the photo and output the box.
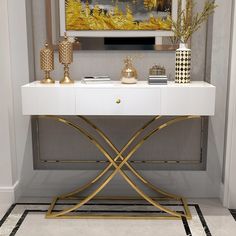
[81,76,111,84]
[40,43,55,84]
[148,65,168,85]
[121,56,137,84]
[149,65,166,76]
[169,0,217,83]
[59,33,74,84]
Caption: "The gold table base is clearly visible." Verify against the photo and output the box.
[39,115,200,220]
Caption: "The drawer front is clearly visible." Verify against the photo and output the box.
[76,88,161,115]
[22,87,76,115]
[161,86,216,115]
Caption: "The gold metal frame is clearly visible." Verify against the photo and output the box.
[38,115,200,220]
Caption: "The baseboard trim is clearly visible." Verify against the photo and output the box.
[220,182,225,206]
[0,181,19,206]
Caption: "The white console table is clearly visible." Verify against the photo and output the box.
[21,81,215,220]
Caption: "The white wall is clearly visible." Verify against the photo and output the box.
[0,0,33,211]
[223,0,236,209]
[0,0,19,212]
[7,0,33,197]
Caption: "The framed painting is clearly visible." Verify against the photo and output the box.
[59,0,178,37]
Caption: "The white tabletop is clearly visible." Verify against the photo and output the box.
[22,80,214,88]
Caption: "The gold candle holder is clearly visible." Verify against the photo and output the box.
[59,33,74,84]
[40,43,55,84]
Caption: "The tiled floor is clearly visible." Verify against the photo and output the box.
[0,199,236,236]
[0,205,10,220]
[230,209,236,221]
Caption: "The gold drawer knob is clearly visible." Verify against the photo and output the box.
[116,99,121,104]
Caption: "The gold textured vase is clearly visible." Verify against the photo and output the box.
[40,43,55,84]
[59,33,74,84]
[121,57,138,84]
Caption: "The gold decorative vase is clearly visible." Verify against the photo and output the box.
[40,43,55,84]
[59,34,74,84]
[121,57,137,84]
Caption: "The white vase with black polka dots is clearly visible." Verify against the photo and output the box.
[175,43,191,83]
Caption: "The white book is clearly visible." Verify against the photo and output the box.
[149,76,168,79]
[81,76,111,84]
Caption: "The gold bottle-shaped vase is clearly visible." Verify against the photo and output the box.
[121,57,138,84]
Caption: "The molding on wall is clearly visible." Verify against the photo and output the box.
[220,182,225,203]
[223,0,236,209]
[207,0,233,204]
[0,181,19,192]
[0,0,19,188]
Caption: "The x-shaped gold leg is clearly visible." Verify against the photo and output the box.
[41,115,200,220]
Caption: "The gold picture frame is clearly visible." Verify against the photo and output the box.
[60,0,176,36]
[45,0,190,51]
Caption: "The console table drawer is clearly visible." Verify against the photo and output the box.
[22,86,76,115]
[76,88,161,115]
[161,86,216,115]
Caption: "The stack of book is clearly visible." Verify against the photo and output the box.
[81,76,111,84]
[148,75,168,85]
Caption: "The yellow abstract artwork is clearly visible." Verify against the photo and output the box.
[65,0,172,31]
